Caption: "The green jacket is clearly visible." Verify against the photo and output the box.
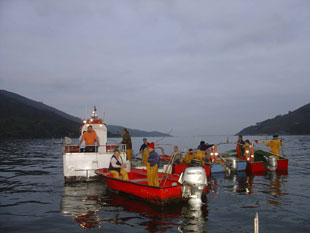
[121,133,132,149]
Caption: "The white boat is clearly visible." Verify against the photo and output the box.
[62,107,128,182]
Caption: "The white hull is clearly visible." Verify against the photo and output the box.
[62,107,129,182]
[63,151,127,182]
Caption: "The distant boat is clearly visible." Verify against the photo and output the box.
[53,138,63,145]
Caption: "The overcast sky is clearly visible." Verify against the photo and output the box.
[0,0,309,136]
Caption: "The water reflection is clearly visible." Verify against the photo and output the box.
[209,170,288,201]
[61,182,106,229]
[103,191,182,232]
[61,181,209,232]
[178,204,208,233]
[265,170,288,205]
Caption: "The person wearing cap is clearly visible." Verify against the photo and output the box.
[140,138,149,166]
[120,128,132,162]
[108,149,128,180]
[139,138,149,152]
[147,142,160,187]
[263,135,283,160]
[78,125,100,152]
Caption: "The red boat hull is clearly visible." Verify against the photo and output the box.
[246,159,288,173]
[96,169,182,205]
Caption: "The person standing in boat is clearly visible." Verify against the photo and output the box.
[147,142,160,187]
[171,145,183,164]
[109,149,128,180]
[236,135,245,158]
[263,135,283,160]
[120,128,132,162]
[139,138,149,165]
[139,138,149,152]
[197,141,214,163]
[78,126,100,152]
[197,141,206,151]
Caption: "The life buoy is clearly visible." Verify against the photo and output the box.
[244,145,254,162]
[210,145,218,163]
[250,146,254,162]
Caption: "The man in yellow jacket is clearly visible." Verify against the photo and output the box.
[263,135,283,160]
[184,148,195,165]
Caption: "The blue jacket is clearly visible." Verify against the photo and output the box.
[148,150,160,167]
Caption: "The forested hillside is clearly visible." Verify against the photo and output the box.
[237,103,310,135]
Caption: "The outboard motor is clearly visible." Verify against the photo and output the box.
[267,156,277,171]
[225,157,238,175]
[178,167,207,209]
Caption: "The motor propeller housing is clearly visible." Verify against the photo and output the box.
[178,167,208,209]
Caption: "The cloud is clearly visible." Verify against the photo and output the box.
[0,0,309,135]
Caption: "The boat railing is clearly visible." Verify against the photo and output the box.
[63,144,127,153]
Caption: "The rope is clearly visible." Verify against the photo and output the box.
[155,129,173,143]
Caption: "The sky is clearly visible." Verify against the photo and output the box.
[0,0,309,136]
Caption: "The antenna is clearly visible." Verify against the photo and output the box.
[102,103,105,122]
[84,104,87,120]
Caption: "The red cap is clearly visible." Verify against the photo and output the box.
[148,142,155,149]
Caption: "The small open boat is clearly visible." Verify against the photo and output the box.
[246,150,288,173]
[224,149,288,173]
[96,167,208,206]
[96,168,182,205]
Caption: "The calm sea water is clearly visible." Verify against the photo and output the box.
[0,135,309,233]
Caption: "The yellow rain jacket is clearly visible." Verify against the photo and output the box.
[195,150,205,166]
[184,152,195,165]
[263,139,282,159]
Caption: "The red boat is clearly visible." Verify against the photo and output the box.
[95,168,183,205]
[246,157,288,173]
[245,150,288,173]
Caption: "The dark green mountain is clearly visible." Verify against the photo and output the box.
[0,90,170,139]
[236,103,310,135]
[0,90,82,139]
[107,125,171,137]
[0,90,81,123]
